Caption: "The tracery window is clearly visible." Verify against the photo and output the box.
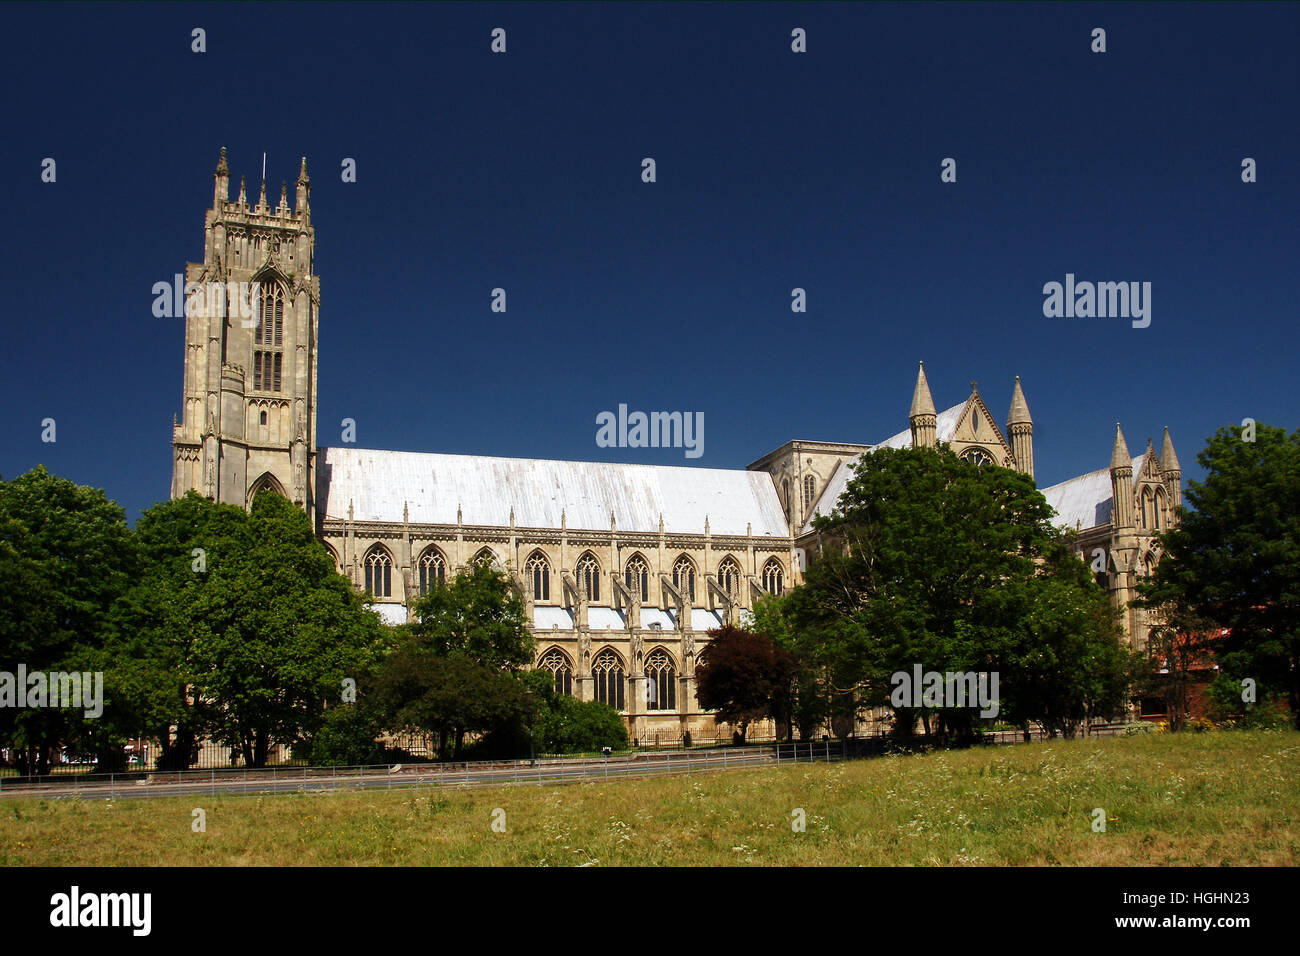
[717,557,741,597]
[364,547,392,598]
[672,556,696,602]
[592,650,625,710]
[539,648,573,697]
[526,551,551,602]
[644,649,677,712]
[624,554,649,603]
[252,281,284,392]
[762,558,784,595]
[471,548,497,568]
[959,448,994,467]
[576,552,600,602]
[418,548,446,595]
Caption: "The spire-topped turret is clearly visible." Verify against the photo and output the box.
[909,362,938,449]
[1007,376,1032,426]
[277,180,289,214]
[1161,426,1183,510]
[1161,426,1180,474]
[909,361,936,418]
[1110,423,1132,470]
[295,157,311,219]
[1110,423,1136,532]
[213,146,230,207]
[1006,375,1035,479]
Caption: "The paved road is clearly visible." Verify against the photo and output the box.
[0,747,788,802]
[0,728,1123,802]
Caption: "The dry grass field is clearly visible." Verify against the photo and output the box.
[2,730,1296,866]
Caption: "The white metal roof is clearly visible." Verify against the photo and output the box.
[1041,455,1144,533]
[318,447,790,537]
[533,606,574,630]
[587,607,626,630]
[691,608,724,631]
[1041,468,1114,532]
[640,607,675,631]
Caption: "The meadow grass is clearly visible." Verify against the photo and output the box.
[2,730,1296,866]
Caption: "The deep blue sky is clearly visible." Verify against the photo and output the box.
[1,2,1296,523]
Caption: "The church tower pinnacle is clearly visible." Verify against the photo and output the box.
[909,362,937,448]
[171,149,320,521]
[1006,376,1034,479]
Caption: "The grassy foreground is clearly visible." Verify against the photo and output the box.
[3,731,1297,866]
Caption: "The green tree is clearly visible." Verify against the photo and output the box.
[0,467,137,774]
[192,491,389,765]
[112,490,388,768]
[373,562,537,759]
[766,445,1126,742]
[1141,422,1300,728]
[695,624,797,742]
[372,647,535,760]
[105,491,250,769]
[405,561,534,670]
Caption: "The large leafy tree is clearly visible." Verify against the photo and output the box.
[695,624,797,742]
[405,560,533,670]
[765,445,1126,741]
[0,466,137,773]
[192,491,390,765]
[372,562,537,759]
[1142,422,1300,727]
[112,490,388,768]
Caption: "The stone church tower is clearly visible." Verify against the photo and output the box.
[171,148,319,518]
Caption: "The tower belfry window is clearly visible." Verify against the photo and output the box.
[253,281,285,392]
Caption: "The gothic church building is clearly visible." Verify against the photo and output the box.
[172,151,1180,741]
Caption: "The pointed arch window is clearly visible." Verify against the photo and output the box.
[576,553,601,602]
[624,554,649,603]
[644,649,677,711]
[526,551,551,602]
[418,548,446,595]
[364,547,393,598]
[539,648,574,697]
[252,281,285,392]
[1154,490,1165,530]
[592,650,625,710]
[803,474,816,509]
[717,557,741,597]
[762,558,784,596]
[672,556,696,602]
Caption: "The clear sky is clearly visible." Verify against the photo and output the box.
[1,2,1296,522]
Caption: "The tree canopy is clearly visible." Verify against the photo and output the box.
[755,445,1127,740]
[1141,422,1300,727]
